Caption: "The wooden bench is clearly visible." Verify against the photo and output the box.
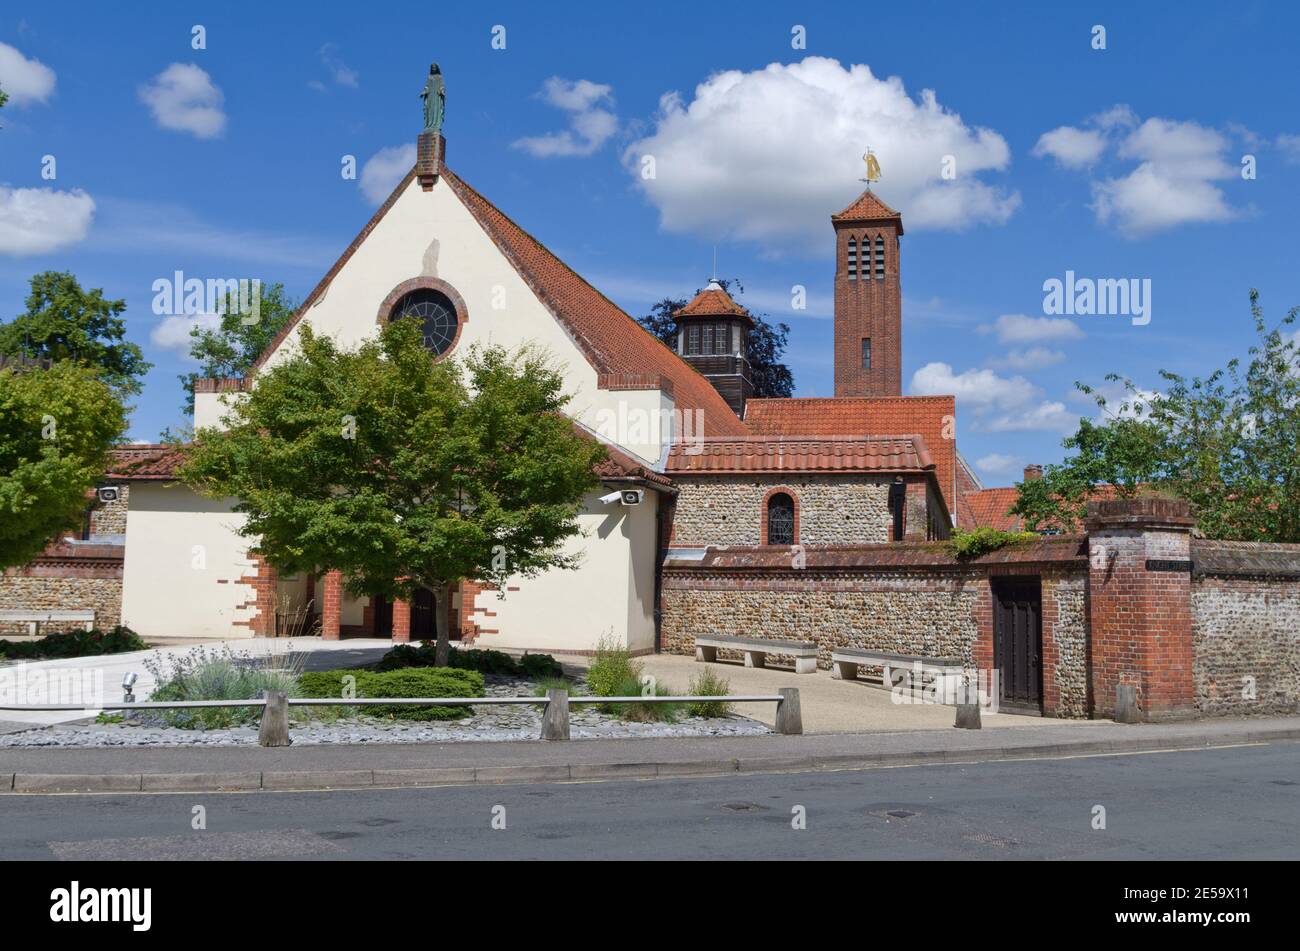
[695,635,819,674]
[0,609,96,638]
[831,647,965,702]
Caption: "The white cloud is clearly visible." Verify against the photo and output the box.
[139,63,226,139]
[0,41,56,105]
[1275,133,1300,165]
[988,347,1066,371]
[1032,126,1105,169]
[0,186,94,255]
[1036,106,1240,237]
[974,453,1023,477]
[911,361,1077,434]
[624,57,1019,249]
[512,78,618,158]
[359,144,416,205]
[149,312,221,356]
[316,43,358,89]
[980,313,1085,345]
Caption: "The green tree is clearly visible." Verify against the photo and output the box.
[0,272,152,396]
[180,318,605,664]
[1011,291,1300,541]
[637,279,795,398]
[0,361,128,568]
[176,281,298,416]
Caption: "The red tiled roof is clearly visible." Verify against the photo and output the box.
[832,188,903,230]
[666,434,934,475]
[105,444,186,481]
[963,487,1023,532]
[743,396,956,516]
[961,483,1130,532]
[439,169,748,437]
[595,440,675,491]
[674,282,753,322]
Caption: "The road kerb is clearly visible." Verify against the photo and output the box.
[262,769,374,790]
[141,772,261,792]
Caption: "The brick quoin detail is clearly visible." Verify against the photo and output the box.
[1085,498,1197,720]
[232,555,277,637]
[456,580,498,642]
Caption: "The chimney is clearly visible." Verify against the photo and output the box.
[1023,464,1043,482]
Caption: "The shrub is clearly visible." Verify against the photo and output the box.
[142,645,305,729]
[946,527,1039,560]
[517,652,564,679]
[371,642,563,679]
[605,673,682,723]
[299,666,484,721]
[449,648,520,676]
[686,668,733,718]
[0,625,149,659]
[586,634,639,699]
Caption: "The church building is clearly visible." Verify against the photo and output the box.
[6,81,967,657]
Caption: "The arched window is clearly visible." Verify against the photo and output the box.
[766,492,796,545]
[846,238,858,280]
[874,235,886,279]
[389,288,460,356]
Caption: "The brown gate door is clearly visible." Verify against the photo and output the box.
[992,577,1043,710]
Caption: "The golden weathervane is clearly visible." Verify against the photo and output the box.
[862,149,881,185]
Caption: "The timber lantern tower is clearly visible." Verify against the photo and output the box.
[832,186,904,397]
[671,281,755,417]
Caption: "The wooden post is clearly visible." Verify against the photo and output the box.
[774,687,802,735]
[258,691,292,747]
[1115,684,1141,723]
[955,702,982,729]
[541,688,570,741]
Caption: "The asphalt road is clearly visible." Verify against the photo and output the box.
[1,743,1296,860]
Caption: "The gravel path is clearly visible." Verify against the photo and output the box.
[0,675,769,747]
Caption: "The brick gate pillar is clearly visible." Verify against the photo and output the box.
[1084,498,1196,720]
[391,598,411,643]
[321,571,342,640]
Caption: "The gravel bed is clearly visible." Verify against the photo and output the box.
[0,675,770,747]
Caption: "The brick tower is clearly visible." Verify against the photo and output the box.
[832,190,903,397]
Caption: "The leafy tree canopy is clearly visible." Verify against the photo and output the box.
[176,281,298,416]
[180,318,606,663]
[0,271,151,396]
[1011,291,1300,541]
[0,361,128,567]
[638,278,795,398]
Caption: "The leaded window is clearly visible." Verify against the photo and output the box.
[766,492,795,545]
[390,289,459,355]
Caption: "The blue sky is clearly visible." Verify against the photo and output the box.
[2,1,1298,485]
